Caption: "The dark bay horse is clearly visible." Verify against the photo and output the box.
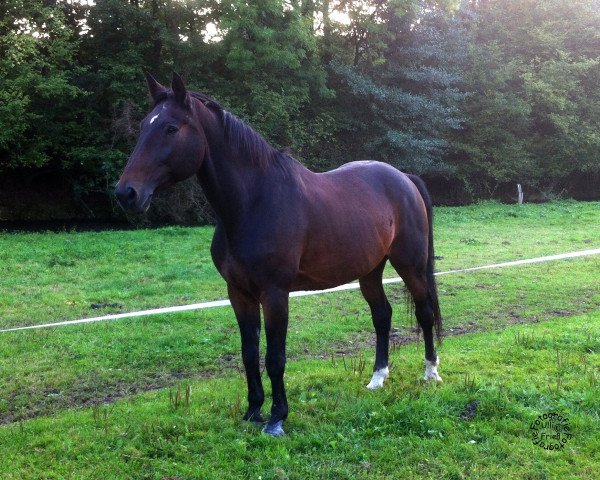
[115,73,443,436]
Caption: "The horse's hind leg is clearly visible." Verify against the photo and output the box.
[359,260,393,389]
[391,262,442,382]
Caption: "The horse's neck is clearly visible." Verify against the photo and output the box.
[194,102,307,230]
[197,115,265,227]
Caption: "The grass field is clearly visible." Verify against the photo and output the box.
[0,200,599,478]
[1,313,599,479]
[1,200,598,329]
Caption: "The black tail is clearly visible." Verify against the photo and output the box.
[407,174,443,342]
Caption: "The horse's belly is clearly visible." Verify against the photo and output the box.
[291,268,367,291]
[292,222,394,291]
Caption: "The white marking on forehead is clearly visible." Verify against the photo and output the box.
[149,114,160,124]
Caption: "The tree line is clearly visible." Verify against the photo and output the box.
[1,0,599,222]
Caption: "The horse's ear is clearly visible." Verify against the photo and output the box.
[171,72,189,107]
[144,72,166,103]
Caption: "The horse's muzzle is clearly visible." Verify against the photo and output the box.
[115,183,153,214]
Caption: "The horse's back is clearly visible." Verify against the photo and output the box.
[318,160,418,199]
[309,160,425,227]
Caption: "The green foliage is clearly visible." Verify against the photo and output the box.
[453,0,600,196]
[210,0,334,155]
[1,0,600,218]
[0,1,88,170]
[332,7,468,174]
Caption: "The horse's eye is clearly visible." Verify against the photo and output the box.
[166,124,179,135]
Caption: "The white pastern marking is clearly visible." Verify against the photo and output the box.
[424,356,442,382]
[149,114,160,124]
[366,366,389,390]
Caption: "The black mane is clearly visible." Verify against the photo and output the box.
[152,89,292,170]
[189,91,292,171]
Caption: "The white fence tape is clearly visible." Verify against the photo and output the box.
[1,247,598,333]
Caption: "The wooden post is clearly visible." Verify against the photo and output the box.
[517,184,523,205]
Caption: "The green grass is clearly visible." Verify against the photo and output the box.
[0,200,599,478]
[0,200,598,329]
[0,226,221,328]
[0,200,598,422]
[1,312,599,479]
[1,257,598,424]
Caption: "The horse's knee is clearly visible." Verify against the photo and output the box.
[266,352,286,378]
[241,343,259,364]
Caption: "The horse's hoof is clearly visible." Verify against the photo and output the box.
[243,411,265,424]
[262,420,285,437]
[424,357,443,382]
[424,371,443,382]
[366,367,389,390]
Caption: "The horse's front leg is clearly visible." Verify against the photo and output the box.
[260,287,289,436]
[228,284,265,423]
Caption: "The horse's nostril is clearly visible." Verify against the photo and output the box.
[126,186,137,202]
[115,184,139,210]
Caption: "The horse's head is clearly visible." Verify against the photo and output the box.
[115,72,208,213]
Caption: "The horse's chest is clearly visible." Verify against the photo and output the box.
[212,239,291,293]
[211,242,246,285]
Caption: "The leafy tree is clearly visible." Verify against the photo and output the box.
[1,0,599,222]
[331,3,468,174]
[203,0,334,157]
[0,1,87,170]
[453,0,600,196]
